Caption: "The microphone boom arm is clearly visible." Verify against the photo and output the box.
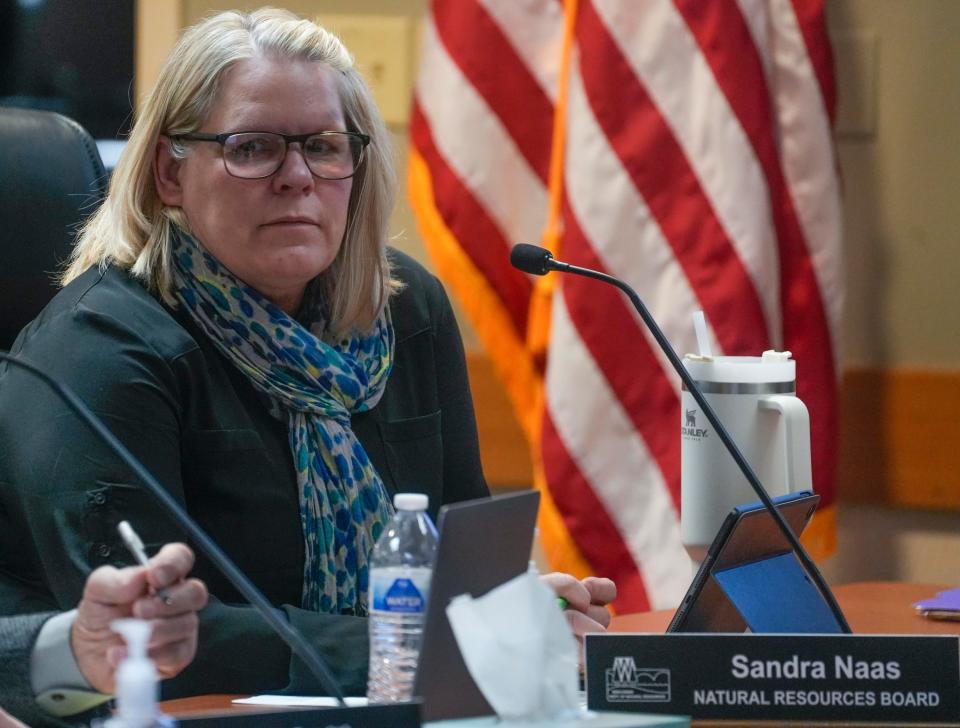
[542,257,851,634]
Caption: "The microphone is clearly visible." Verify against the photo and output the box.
[0,352,352,703]
[510,243,570,276]
[511,244,851,633]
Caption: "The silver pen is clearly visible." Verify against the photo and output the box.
[117,521,173,604]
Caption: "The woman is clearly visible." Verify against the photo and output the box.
[0,8,613,698]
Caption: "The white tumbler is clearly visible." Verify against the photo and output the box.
[680,350,812,562]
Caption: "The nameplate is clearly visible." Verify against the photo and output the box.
[585,633,960,724]
[178,702,420,728]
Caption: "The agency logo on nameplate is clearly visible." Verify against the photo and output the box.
[586,634,960,723]
[605,657,671,703]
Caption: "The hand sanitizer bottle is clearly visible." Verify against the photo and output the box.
[100,619,176,728]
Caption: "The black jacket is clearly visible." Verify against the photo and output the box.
[0,613,61,726]
[0,249,488,699]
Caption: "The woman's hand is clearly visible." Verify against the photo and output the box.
[71,543,208,694]
[540,572,617,640]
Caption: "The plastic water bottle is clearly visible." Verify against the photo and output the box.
[367,492,438,703]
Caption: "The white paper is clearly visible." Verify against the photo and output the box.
[232,695,368,707]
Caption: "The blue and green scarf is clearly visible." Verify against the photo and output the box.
[170,227,394,614]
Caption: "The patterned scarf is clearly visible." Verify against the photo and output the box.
[169,227,394,614]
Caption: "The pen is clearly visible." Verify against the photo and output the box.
[556,597,568,610]
[117,521,173,604]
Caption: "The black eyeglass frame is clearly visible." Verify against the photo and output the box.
[170,130,371,180]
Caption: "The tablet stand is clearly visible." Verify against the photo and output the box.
[712,552,845,633]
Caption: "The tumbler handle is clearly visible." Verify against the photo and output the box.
[758,395,812,493]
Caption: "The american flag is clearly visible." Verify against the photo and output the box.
[409,0,843,611]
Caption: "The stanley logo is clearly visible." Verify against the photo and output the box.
[681,409,709,438]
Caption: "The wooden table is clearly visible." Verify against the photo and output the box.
[611,582,959,635]
[162,582,959,723]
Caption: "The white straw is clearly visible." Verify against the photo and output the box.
[693,310,712,358]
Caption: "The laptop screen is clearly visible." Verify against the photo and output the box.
[413,490,540,722]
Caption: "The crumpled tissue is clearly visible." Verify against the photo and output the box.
[446,570,581,721]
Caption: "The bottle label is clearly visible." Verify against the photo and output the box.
[370,568,431,614]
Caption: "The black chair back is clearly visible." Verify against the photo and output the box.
[0,107,108,349]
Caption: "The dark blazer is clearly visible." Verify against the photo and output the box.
[0,613,61,726]
[0,249,488,698]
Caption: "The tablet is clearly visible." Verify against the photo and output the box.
[667,490,821,633]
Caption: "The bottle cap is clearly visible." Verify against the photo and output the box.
[393,493,428,511]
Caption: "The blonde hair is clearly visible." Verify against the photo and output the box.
[64,8,397,336]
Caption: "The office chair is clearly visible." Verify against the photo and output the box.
[0,107,108,349]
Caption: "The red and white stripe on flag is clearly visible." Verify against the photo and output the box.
[409,0,843,612]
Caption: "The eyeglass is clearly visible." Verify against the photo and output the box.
[170,130,370,180]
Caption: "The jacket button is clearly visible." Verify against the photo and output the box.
[96,543,112,558]
[93,492,106,505]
